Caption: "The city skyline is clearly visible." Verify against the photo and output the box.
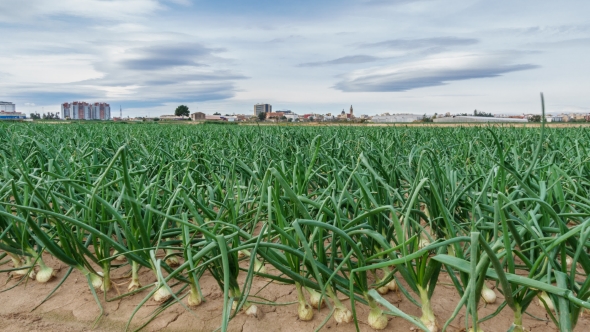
[0,0,589,117]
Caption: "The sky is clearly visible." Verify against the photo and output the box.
[1,0,589,117]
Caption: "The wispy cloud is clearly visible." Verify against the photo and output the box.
[529,37,590,48]
[334,52,538,92]
[298,55,380,67]
[118,43,222,70]
[0,0,161,22]
[1,40,246,107]
[360,0,428,6]
[267,35,302,43]
[358,37,478,50]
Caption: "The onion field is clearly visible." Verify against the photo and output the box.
[1,120,590,332]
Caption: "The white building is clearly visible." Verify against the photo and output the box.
[434,116,528,123]
[371,114,423,123]
[0,101,16,112]
[545,115,563,122]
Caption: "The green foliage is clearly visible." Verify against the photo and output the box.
[174,105,190,117]
[529,115,542,122]
[1,119,590,331]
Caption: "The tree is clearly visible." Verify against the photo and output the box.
[213,112,221,115]
[258,112,266,121]
[175,105,190,117]
[419,114,433,122]
[472,109,493,117]
[530,115,541,122]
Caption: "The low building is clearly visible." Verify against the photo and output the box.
[545,115,563,122]
[266,112,285,119]
[285,114,299,121]
[160,115,189,120]
[433,116,528,123]
[205,115,224,121]
[0,111,26,120]
[190,112,206,121]
[371,114,423,123]
[0,101,25,120]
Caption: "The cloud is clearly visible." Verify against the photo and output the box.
[24,103,36,106]
[298,55,380,67]
[89,42,245,89]
[267,35,302,43]
[0,0,161,22]
[358,37,478,50]
[361,0,428,6]
[334,52,539,92]
[2,40,246,107]
[118,43,222,70]
[529,37,590,48]
[164,0,192,6]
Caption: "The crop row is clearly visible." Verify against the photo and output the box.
[1,118,590,331]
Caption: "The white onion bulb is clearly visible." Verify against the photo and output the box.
[153,286,171,302]
[187,289,202,307]
[376,285,390,295]
[298,302,314,321]
[368,307,388,330]
[386,280,398,291]
[308,290,325,309]
[36,266,56,283]
[166,256,180,267]
[245,304,261,318]
[482,284,496,304]
[334,307,352,324]
[254,259,267,274]
[128,278,142,292]
[90,273,103,290]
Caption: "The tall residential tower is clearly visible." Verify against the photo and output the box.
[254,103,272,116]
[62,102,111,120]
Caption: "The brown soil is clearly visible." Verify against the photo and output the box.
[1,254,588,332]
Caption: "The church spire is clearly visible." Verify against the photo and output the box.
[349,105,353,115]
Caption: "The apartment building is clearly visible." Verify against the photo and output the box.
[62,102,111,120]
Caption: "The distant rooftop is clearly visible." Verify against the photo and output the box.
[434,116,528,123]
